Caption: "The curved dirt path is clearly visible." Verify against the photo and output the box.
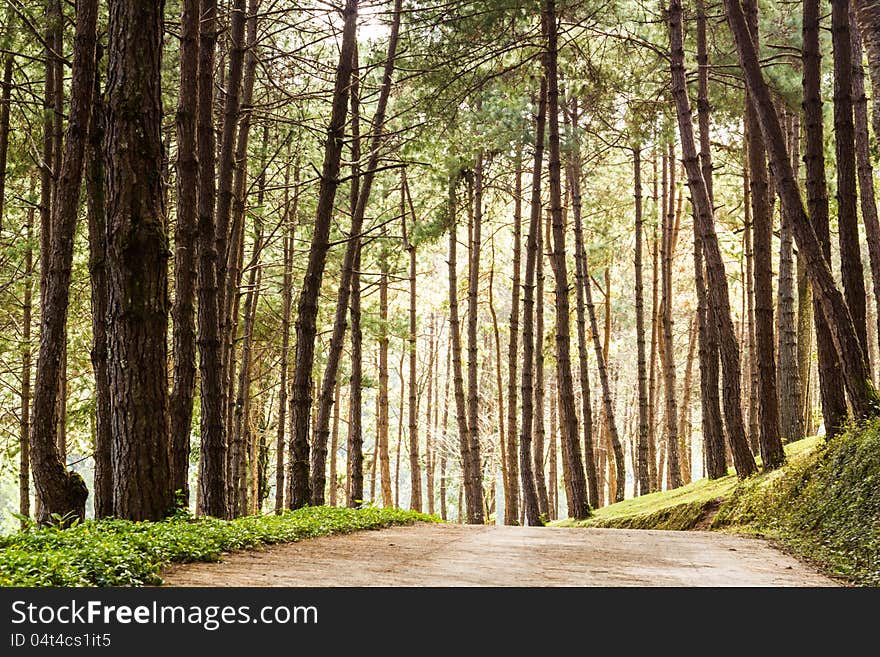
[161,523,837,587]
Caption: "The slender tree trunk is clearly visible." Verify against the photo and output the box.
[487,262,505,520]
[548,377,558,519]
[648,176,660,491]
[20,205,34,526]
[105,0,174,520]
[288,0,358,509]
[312,3,401,504]
[394,347,405,507]
[505,150,523,524]
[405,178,422,512]
[660,142,683,489]
[669,0,758,478]
[534,212,549,517]
[518,82,545,526]
[275,159,297,514]
[448,175,477,519]
[440,343,450,520]
[677,317,697,483]
[743,0,785,470]
[633,147,650,496]
[464,151,484,523]
[169,0,201,506]
[725,0,878,421]
[544,0,589,519]
[329,383,341,506]
[0,55,12,231]
[695,0,727,478]
[86,46,112,517]
[778,114,804,443]
[851,8,880,365]
[833,0,869,358]
[29,0,98,523]
[378,231,393,505]
[196,0,227,518]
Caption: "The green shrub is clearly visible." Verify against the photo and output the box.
[0,506,437,587]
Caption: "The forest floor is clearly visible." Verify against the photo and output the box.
[160,523,837,587]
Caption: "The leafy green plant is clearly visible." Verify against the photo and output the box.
[0,506,438,587]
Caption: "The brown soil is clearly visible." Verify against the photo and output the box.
[161,523,838,587]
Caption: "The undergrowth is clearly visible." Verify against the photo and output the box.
[713,421,880,586]
[0,506,437,587]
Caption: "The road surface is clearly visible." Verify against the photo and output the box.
[161,523,837,587]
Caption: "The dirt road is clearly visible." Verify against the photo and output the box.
[161,523,836,587]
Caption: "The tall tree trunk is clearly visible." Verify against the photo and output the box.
[0,55,12,231]
[660,142,683,489]
[851,7,880,365]
[543,0,589,519]
[518,82,545,526]
[288,0,358,509]
[777,114,804,443]
[744,0,785,470]
[29,0,98,523]
[105,0,173,520]
[448,175,477,519]
[801,0,849,438]
[534,212,549,517]
[833,0,869,358]
[464,151,484,523]
[169,0,201,506]
[565,100,600,507]
[797,254,814,435]
[20,205,34,526]
[274,158,297,514]
[488,262,504,520]
[548,376,559,518]
[394,346,405,507]
[568,134,619,504]
[505,150,523,524]
[196,0,227,518]
[440,343,450,520]
[311,2,401,504]
[86,45,112,517]
[633,147,651,496]
[677,317,697,483]
[725,0,879,421]
[695,0,727,478]
[852,0,880,143]
[648,173,660,491]
[378,233,393,506]
[329,383,341,506]
[668,0,758,478]
[405,176,422,512]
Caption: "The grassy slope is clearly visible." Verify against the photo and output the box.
[0,506,437,587]
[554,436,820,531]
[555,427,880,586]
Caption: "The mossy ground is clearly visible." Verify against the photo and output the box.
[0,506,438,587]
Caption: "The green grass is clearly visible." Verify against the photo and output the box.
[712,421,880,586]
[554,436,821,531]
[0,506,438,587]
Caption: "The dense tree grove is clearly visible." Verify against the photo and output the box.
[0,0,878,528]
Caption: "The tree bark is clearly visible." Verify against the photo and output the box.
[20,205,34,526]
[544,0,589,519]
[851,7,880,368]
[777,113,804,443]
[800,0,849,438]
[196,0,227,518]
[29,0,98,523]
[105,0,174,520]
[378,232,393,506]
[86,44,112,517]
[464,151,484,523]
[288,0,358,509]
[725,0,879,421]
[404,175,422,512]
[534,212,550,518]
[633,147,651,495]
[311,3,401,504]
[833,0,869,358]
[518,82,546,526]
[505,149,523,524]
[0,55,12,231]
[668,0,758,477]
[274,158,297,514]
[169,0,201,506]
